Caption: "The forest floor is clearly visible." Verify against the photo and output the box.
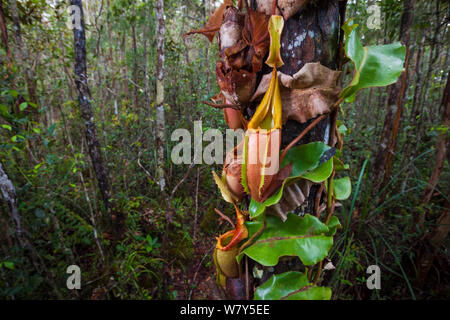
[172,236,224,300]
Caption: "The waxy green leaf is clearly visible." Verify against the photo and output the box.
[340,19,405,102]
[333,176,352,200]
[254,271,331,300]
[238,214,341,266]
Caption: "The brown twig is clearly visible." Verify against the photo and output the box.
[202,100,241,110]
[279,114,327,163]
[313,260,323,285]
[271,0,278,15]
[314,183,325,217]
[214,208,236,228]
[245,256,249,300]
[170,162,195,200]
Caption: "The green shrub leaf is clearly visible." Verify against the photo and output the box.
[254,271,331,300]
[333,176,352,200]
[340,19,405,102]
[238,214,340,266]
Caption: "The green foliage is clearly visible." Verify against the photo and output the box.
[238,214,341,267]
[254,271,331,300]
[333,177,352,201]
[340,19,406,102]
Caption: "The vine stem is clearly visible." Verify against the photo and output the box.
[272,0,278,15]
[238,218,266,255]
[314,170,336,285]
[279,113,327,163]
[202,100,241,110]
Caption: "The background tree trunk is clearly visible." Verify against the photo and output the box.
[372,0,415,194]
[131,5,139,112]
[422,71,450,205]
[9,0,37,106]
[0,160,25,249]
[156,0,166,192]
[71,0,111,215]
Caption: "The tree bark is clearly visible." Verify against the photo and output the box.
[9,0,37,105]
[248,0,341,293]
[131,5,139,111]
[422,71,450,205]
[156,0,166,192]
[71,0,111,214]
[0,160,25,249]
[373,0,415,193]
[121,31,129,101]
[0,0,11,72]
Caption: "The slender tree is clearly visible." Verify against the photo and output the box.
[9,0,37,105]
[373,0,415,192]
[156,0,166,192]
[422,72,450,205]
[0,160,25,249]
[71,0,111,214]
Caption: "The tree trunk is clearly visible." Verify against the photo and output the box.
[0,0,12,72]
[71,0,111,215]
[156,0,166,192]
[121,31,129,102]
[372,0,415,193]
[248,0,342,294]
[422,72,450,205]
[0,160,25,249]
[9,0,37,106]
[131,6,139,111]
[410,34,425,122]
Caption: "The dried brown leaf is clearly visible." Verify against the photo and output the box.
[266,179,313,221]
[185,0,233,42]
[251,63,341,124]
[248,0,309,20]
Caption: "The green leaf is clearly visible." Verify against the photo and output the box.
[3,261,14,270]
[280,142,333,176]
[19,102,28,111]
[301,158,333,182]
[249,142,334,219]
[1,124,12,131]
[326,216,342,236]
[340,19,405,102]
[333,157,349,171]
[333,176,352,200]
[238,214,340,266]
[254,271,331,300]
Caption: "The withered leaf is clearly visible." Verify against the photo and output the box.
[185,0,233,42]
[266,179,312,221]
[242,8,270,72]
[251,63,341,124]
[219,7,245,51]
[249,0,309,20]
[217,61,257,104]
